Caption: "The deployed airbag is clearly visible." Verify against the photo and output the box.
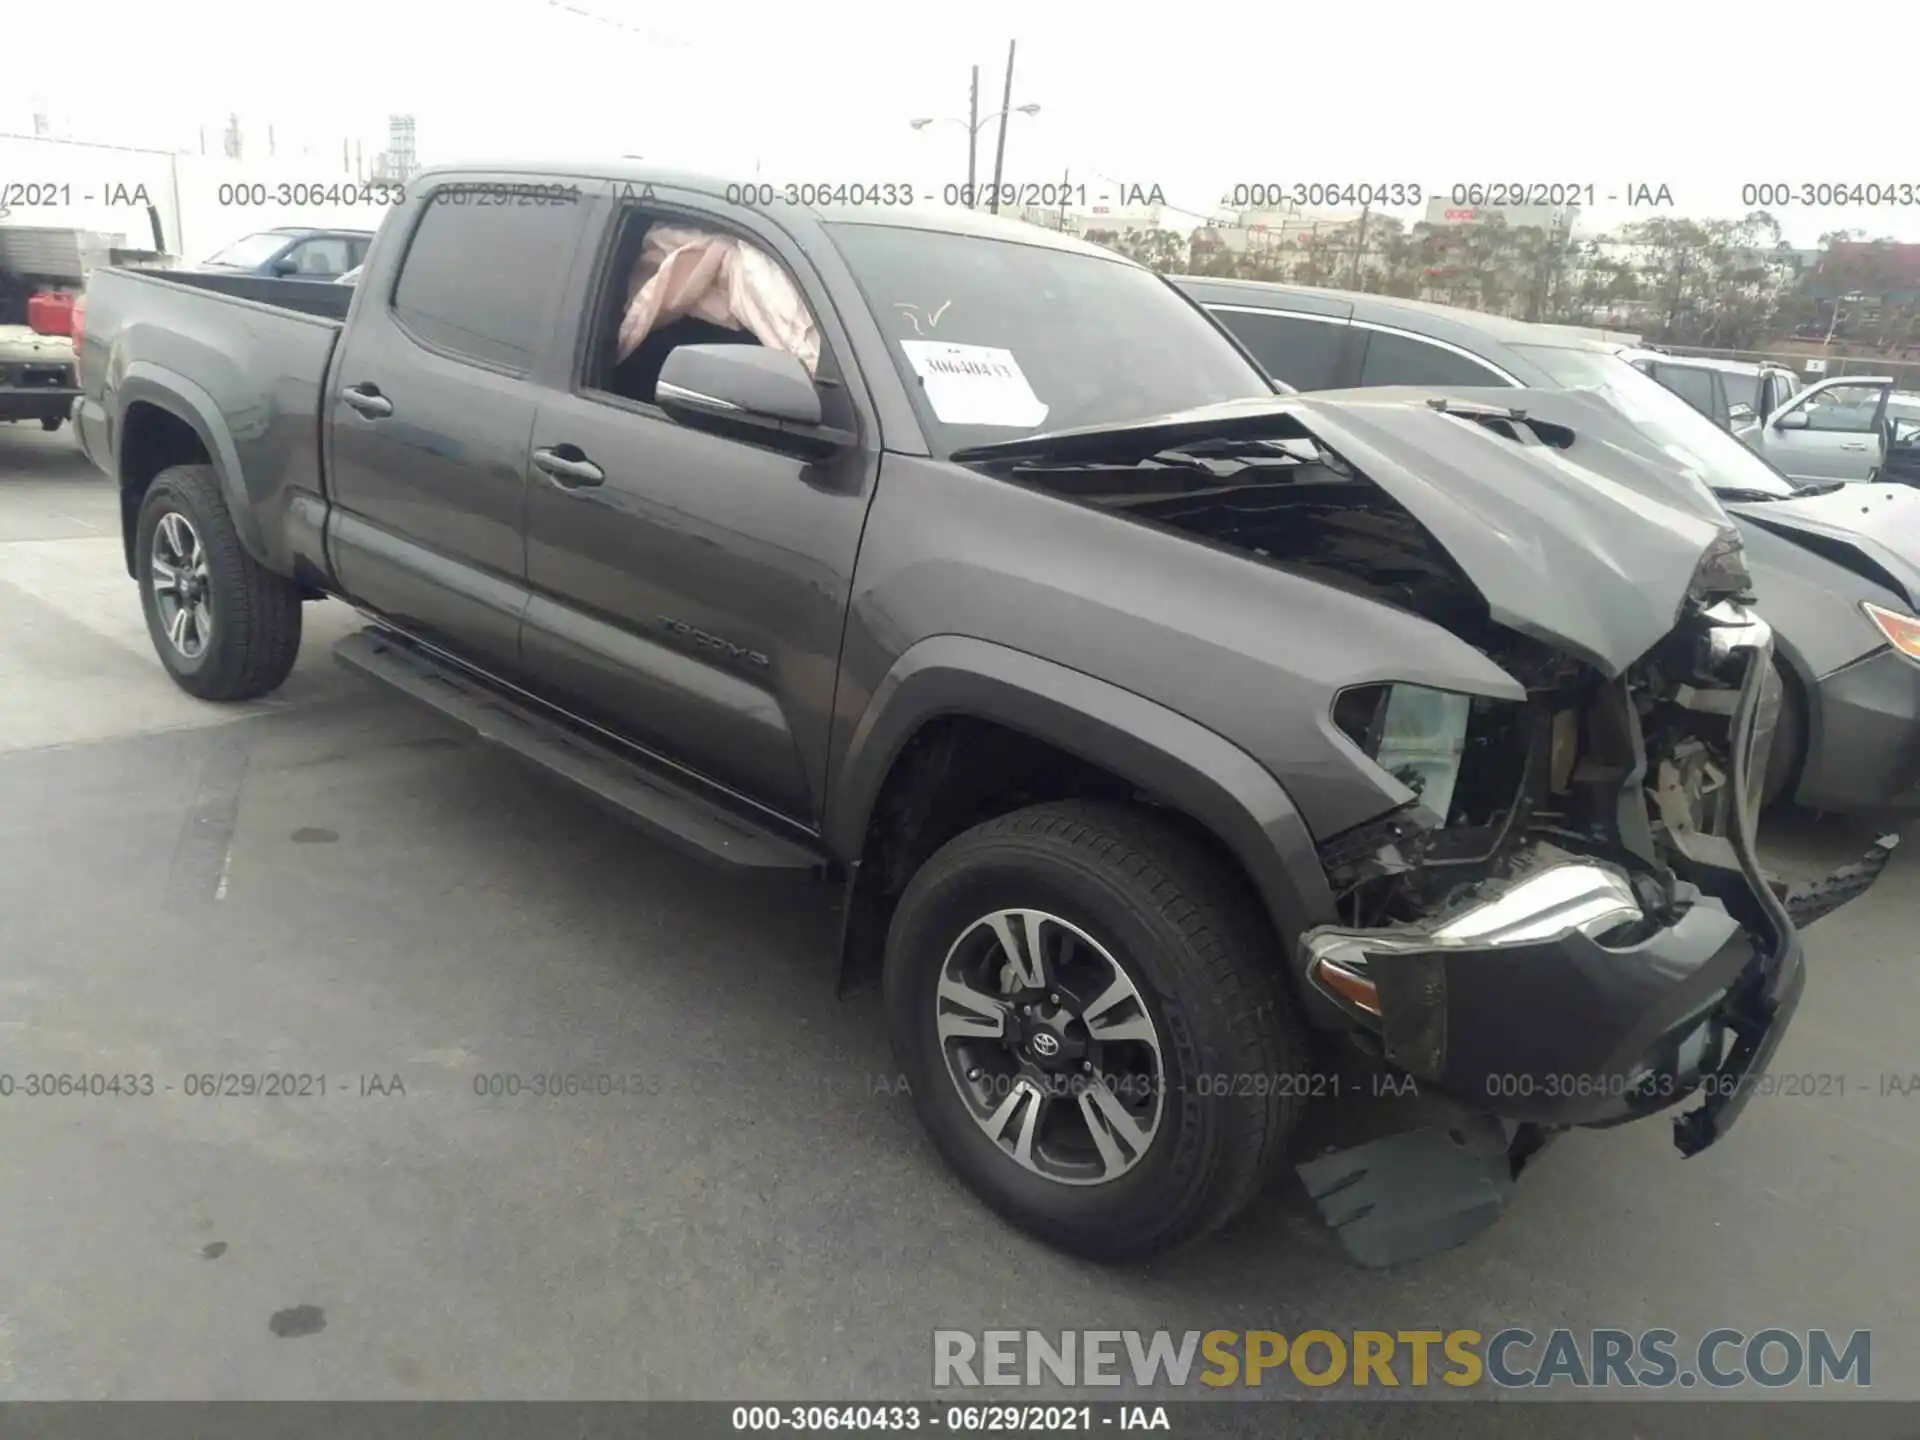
[618,223,821,375]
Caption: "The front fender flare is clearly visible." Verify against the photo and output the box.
[827,635,1339,991]
[114,363,269,574]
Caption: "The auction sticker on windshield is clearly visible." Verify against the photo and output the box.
[899,341,1049,428]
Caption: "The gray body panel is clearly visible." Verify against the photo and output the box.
[829,448,1529,845]
[952,387,1730,679]
[75,159,1772,1020]
[73,267,343,581]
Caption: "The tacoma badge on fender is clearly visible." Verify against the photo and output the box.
[655,615,770,668]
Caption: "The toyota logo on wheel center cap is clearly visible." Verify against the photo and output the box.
[1030,1032,1061,1058]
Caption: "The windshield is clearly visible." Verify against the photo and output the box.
[203,231,295,269]
[825,222,1273,455]
[1513,344,1801,498]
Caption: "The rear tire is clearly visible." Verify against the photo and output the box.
[40,415,62,432]
[883,799,1307,1261]
[136,464,303,701]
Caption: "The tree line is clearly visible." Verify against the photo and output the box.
[1078,210,1920,354]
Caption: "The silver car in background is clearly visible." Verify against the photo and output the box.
[1625,350,1897,483]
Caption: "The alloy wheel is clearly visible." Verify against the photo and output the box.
[151,511,213,660]
[935,908,1166,1186]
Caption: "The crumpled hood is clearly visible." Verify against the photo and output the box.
[954,386,1732,677]
[1727,484,1920,610]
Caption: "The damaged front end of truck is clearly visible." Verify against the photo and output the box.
[957,386,1883,1266]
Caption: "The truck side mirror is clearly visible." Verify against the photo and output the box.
[656,344,850,460]
[1774,409,1809,430]
[658,344,822,426]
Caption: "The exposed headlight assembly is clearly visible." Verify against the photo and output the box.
[1333,683,1472,819]
[1332,683,1528,826]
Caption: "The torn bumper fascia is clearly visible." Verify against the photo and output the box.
[1299,604,1806,1156]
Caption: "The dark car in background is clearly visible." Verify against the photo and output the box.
[1179,277,1920,816]
[199,227,374,281]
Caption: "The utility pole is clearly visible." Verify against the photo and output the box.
[966,66,980,208]
[1058,167,1070,231]
[988,41,1017,216]
[1348,203,1370,288]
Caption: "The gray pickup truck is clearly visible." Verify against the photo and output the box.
[75,162,1810,1266]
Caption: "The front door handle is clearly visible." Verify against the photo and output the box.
[342,384,393,419]
[532,447,605,488]
[1842,442,1870,451]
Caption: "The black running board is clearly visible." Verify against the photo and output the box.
[334,628,824,871]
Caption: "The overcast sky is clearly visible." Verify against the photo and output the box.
[19,0,1920,247]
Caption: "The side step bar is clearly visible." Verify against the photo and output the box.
[334,628,824,871]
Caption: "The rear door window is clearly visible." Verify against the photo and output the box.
[391,192,581,373]
[1650,362,1717,419]
[1356,329,1508,387]
[1721,371,1762,413]
[1206,307,1346,390]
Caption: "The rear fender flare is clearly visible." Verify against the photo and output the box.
[827,635,1341,1009]
[114,363,267,574]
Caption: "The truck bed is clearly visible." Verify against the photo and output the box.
[76,265,346,580]
[136,268,356,322]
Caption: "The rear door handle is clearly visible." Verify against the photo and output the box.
[342,384,393,419]
[532,447,605,488]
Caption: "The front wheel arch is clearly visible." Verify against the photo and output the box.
[828,636,1340,1018]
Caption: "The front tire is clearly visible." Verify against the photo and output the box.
[136,464,303,701]
[883,800,1307,1261]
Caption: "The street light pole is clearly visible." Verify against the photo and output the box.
[910,89,1039,211]
[988,41,1018,215]
[967,65,980,208]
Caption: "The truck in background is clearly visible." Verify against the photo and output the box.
[0,220,168,431]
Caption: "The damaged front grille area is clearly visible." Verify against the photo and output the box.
[1321,637,1669,934]
[976,396,1810,1157]
[1317,597,1779,952]
[1303,592,1805,1151]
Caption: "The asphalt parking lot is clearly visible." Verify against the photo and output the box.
[1,419,1916,1407]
